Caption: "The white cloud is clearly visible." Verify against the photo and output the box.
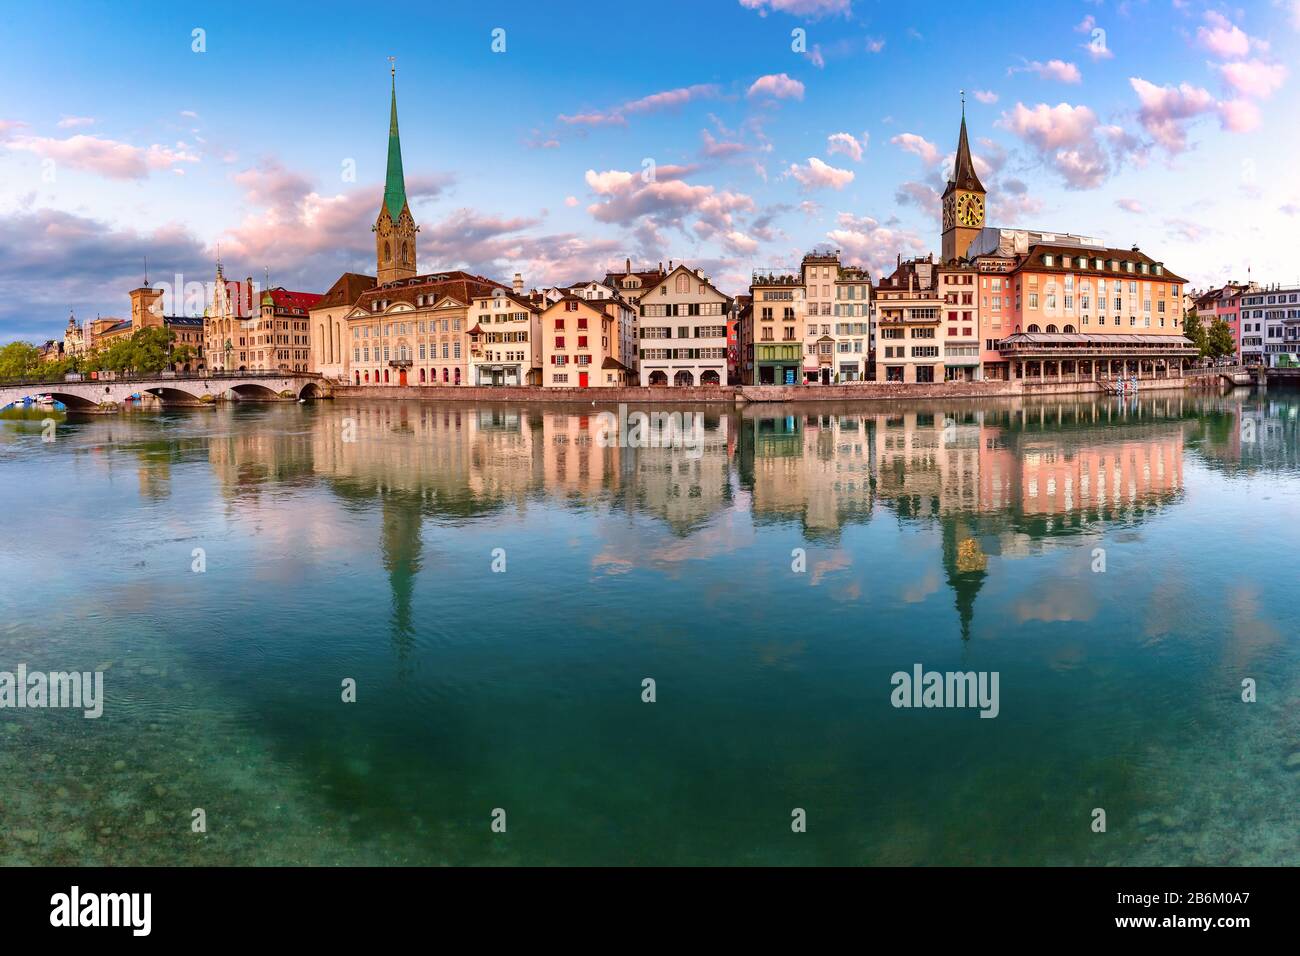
[787,157,854,190]
[826,132,864,162]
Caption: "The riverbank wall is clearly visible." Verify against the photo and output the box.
[332,377,1195,404]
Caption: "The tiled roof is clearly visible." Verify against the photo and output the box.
[1015,244,1187,284]
[316,272,378,310]
[265,288,324,312]
[354,271,505,311]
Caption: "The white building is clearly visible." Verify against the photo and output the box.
[636,264,731,386]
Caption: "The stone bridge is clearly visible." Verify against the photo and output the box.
[1184,365,1253,387]
[0,372,330,412]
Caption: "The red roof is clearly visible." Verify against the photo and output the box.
[265,288,325,312]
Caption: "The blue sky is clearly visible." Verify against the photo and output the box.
[2,0,1298,341]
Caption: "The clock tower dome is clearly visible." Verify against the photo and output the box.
[940,103,986,263]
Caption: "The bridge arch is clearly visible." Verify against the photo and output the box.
[228,382,282,401]
[298,381,325,401]
[142,386,208,406]
[2,390,101,411]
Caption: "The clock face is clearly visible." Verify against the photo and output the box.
[957,193,984,227]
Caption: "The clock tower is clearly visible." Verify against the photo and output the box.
[941,103,986,263]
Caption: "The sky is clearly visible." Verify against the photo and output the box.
[2,0,1299,342]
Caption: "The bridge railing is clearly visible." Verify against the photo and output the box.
[0,370,323,389]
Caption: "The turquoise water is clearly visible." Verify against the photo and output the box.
[0,390,1297,865]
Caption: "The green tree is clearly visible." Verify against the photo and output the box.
[129,326,175,374]
[1206,317,1236,361]
[1182,309,1206,356]
[0,341,42,379]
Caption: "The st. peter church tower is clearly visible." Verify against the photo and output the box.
[374,64,418,285]
[940,104,986,263]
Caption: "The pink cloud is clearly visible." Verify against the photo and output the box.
[584,166,756,235]
[973,90,998,104]
[998,102,1112,188]
[1197,11,1251,58]
[824,213,925,276]
[1129,77,1218,152]
[4,133,198,179]
[1010,59,1083,84]
[559,84,721,127]
[889,132,941,166]
[1217,97,1261,132]
[701,129,748,158]
[826,131,864,162]
[746,73,805,100]
[787,157,854,191]
[1115,198,1145,213]
[56,116,95,129]
[738,0,851,19]
[1216,59,1287,98]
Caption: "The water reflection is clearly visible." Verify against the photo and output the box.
[3,388,1299,865]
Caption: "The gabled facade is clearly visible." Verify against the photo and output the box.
[541,296,632,388]
[635,263,730,386]
[469,285,543,386]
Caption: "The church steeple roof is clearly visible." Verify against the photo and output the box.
[382,64,408,223]
[948,108,985,194]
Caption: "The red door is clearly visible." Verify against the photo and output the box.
[399,369,408,387]
[578,371,589,388]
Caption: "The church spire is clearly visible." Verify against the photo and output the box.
[949,108,984,194]
[382,58,408,223]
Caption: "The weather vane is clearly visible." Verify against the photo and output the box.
[389,55,396,77]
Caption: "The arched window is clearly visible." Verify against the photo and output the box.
[675,273,689,293]
[355,371,360,385]
[363,371,369,383]
[419,367,426,383]
[1045,324,1058,333]
[443,368,449,383]
[454,367,461,385]
[1063,324,1076,333]
[383,241,391,262]
[383,369,389,383]
[1027,324,1040,333]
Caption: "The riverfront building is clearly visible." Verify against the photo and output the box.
[936,107,1197,385]
[541,295,634,387]
[468,279,544,386]
[1239,284,1300,366]
[747,267,805,385]
[875,255,945,383]
[634,263,731,387]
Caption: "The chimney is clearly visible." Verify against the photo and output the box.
[513,272,523,295]
[669,260,674,271]
[658,261,664,272]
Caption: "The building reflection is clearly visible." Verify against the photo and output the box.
[130,390,1300,650]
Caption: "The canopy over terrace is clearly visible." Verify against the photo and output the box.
[997,332,1198,383]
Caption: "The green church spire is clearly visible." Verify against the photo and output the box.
[382,62,408,223]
